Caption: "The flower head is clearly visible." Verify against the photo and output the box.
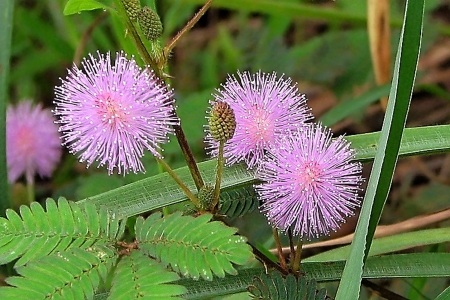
[205,71,312,169]
[255,124,363,239]
[54,51,178,175]
[6,100,61,183]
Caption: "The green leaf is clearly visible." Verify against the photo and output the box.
[336,0,425,298]
[0,246,118,299]
[178,253,450,299]
[248,272,327,300]
[78,124,450,220]
[136,212,254,280]
[219,186,259,220]
[0,198,126,266]
[0,0,14,215]
[63,0,109,15]
[305,228,450,262]
[436,285,450,300]
[109,251,186,299]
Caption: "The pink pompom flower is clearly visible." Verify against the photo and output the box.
[6,100,62,184]
[54,51,178,175]
[255,124,364,239]
[205,71,313,169]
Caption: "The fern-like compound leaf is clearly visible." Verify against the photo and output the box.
[247,272,330,300]
[219,186,259,220]
[109,250,187,299]
[0,197,126,266]
[0,245,118,300]
[136,212,254,281]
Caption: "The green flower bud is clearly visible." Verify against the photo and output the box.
[208,101,236,143]
[197,184,214,210]
[138,6,163,41]
[123,0,141,21]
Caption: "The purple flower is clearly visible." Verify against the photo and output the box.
[54,51,178,175]
[255,124,363,239]
[205,71,312,169]
[6,100,61,183]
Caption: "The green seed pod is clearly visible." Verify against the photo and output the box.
[138,6,163,41]
[123,0,140,21]
[197,184,214,210]
[208,101,236,143]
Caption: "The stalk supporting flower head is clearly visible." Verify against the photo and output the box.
[54,51,178,175]
[205,71,312,169]
[255,124,364,239]
[6,100,61,184]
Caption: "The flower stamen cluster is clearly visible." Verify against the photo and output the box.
[54,51,178,175]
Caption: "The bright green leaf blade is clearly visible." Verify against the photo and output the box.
[78,124,450,220]
[0,0,13,216]
[336,0,425,298]
[63,0,109,15]
[435,285,450,300]
[109,251,186,300]
[137,212,253,280]
[347,125,450,162]
[78,160,256,218]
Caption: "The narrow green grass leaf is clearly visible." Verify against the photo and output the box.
[336,0,425,298]
[78,124,450,220]
[0,0,14,216]
[177,253,450,299]
[305,228,450,262]
[435,286,450,300]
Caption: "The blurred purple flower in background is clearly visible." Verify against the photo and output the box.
[54,51,178,175]
[205,71,312,169]
[255,124,364,239]
[6,100,61,184]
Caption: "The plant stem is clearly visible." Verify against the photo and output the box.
[211,140,224,211]
[173,124,204,190]
[115,0,205,191]
[249,242,288,276]
[291,238,303,274]
[164,0,213,59]
[26,178,35,204]
[272,228,287,271]
[287,228,295,266]
[155,157,201,209]
[114,0,160,76]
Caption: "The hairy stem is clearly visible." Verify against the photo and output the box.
[164,0,213,59]
[291,239,303,274]
[115,0,205,191]
[273,228,288,271]
[211,140,224,211]
[249,242,288,276]
[288,228,295,266]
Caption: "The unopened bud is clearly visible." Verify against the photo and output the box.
[197,184,214,210]
[123,0,140,21]
[138,7,163,41]
[208,101,236,143]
